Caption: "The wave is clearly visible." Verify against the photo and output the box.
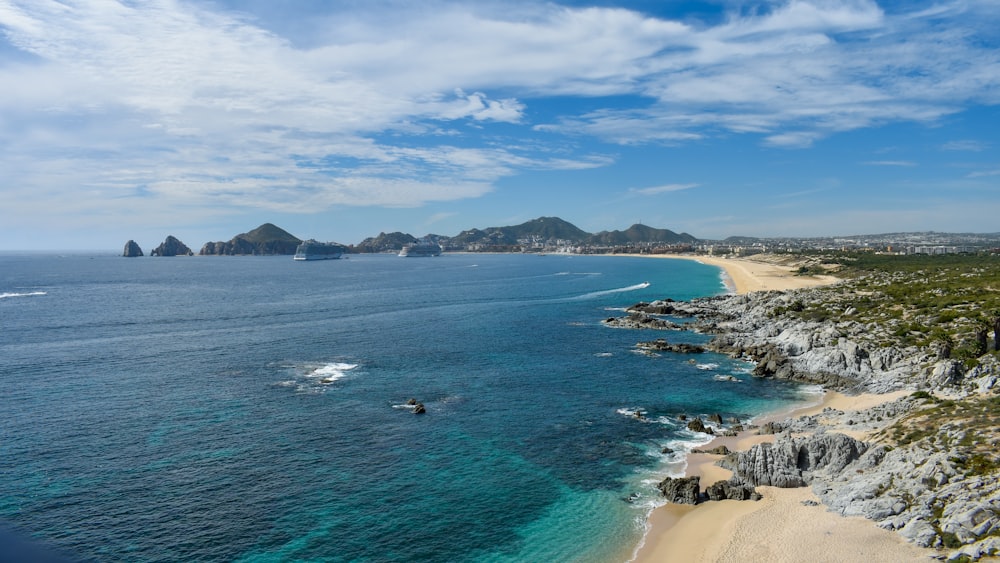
[570,282,650,301]
[0,291,47,300]
[695,363,719,371]
[308,362,358,384]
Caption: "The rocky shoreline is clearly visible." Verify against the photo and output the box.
[614,284,1000,561]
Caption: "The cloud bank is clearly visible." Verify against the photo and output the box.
[0,0,998,232]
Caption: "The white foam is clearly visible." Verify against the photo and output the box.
[695,363,719,370]
[713,374,741,382]
[594,352,613,357]
[308,362,358,383]
[616,407,647,419]
[0,291,46,299]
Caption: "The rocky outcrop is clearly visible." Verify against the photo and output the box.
[635,338,705,354]
[602,313,681,330]
[150,236,193,257]
[726,433,869,488]
[122,240,143,257]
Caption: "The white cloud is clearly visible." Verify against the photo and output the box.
[1,0,1000,236]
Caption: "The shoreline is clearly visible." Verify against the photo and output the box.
[630,389,931,562]
[616,258,934,561]
[617,252,839,295]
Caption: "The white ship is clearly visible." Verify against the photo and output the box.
[399,240,442,257]
[294,240,347,260]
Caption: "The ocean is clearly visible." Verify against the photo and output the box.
[0,252,813,562]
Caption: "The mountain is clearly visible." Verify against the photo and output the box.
[586,224,697,246]
[352,232,418,253]
[199,223,302,255]
[449,216,591,247]
[503,216,591,241]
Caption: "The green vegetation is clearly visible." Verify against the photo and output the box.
[876,394,1000,476]
[772,253,1000,357]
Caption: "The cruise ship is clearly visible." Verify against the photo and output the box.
[294,240,347,261]
[399,240,442,257]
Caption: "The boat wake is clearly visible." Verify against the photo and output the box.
[570,282,650,301]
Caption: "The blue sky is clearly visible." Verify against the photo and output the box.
[1,0,998,250]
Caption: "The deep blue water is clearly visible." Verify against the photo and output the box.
[0,253,811,562]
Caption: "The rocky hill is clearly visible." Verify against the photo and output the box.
[585,223,696,246]
[448,216,591,248]
[199,223,302,255]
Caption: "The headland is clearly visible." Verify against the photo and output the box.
[612,252,1000,562]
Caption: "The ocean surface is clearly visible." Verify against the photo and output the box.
[0,252,814,562]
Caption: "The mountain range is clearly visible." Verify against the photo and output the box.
[356,216,696,253]
[128,217,697,256]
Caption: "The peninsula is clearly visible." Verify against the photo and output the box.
[618,252,1000,562]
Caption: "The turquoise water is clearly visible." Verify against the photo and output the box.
[0,253,809,562]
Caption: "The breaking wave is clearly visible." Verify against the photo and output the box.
[0,291,46,300]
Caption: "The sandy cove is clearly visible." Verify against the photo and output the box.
[619,252,839,295]
[631,390,938,562]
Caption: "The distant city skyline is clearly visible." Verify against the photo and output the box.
[1,0,998,250]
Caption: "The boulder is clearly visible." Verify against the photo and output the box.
[687,418,713,434]
[705,479,761,501]
[657,476,701,504]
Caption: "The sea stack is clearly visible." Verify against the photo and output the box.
[122,240,143,257]
[150,235,194,257]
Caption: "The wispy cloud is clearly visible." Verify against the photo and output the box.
[864,160,918,167]
[942,140,987,152]
[629,183,699,196]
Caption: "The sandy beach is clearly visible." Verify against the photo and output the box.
[631,390,932,562]
[623,253,839,295]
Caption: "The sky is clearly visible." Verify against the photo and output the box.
[1,0,999,250]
